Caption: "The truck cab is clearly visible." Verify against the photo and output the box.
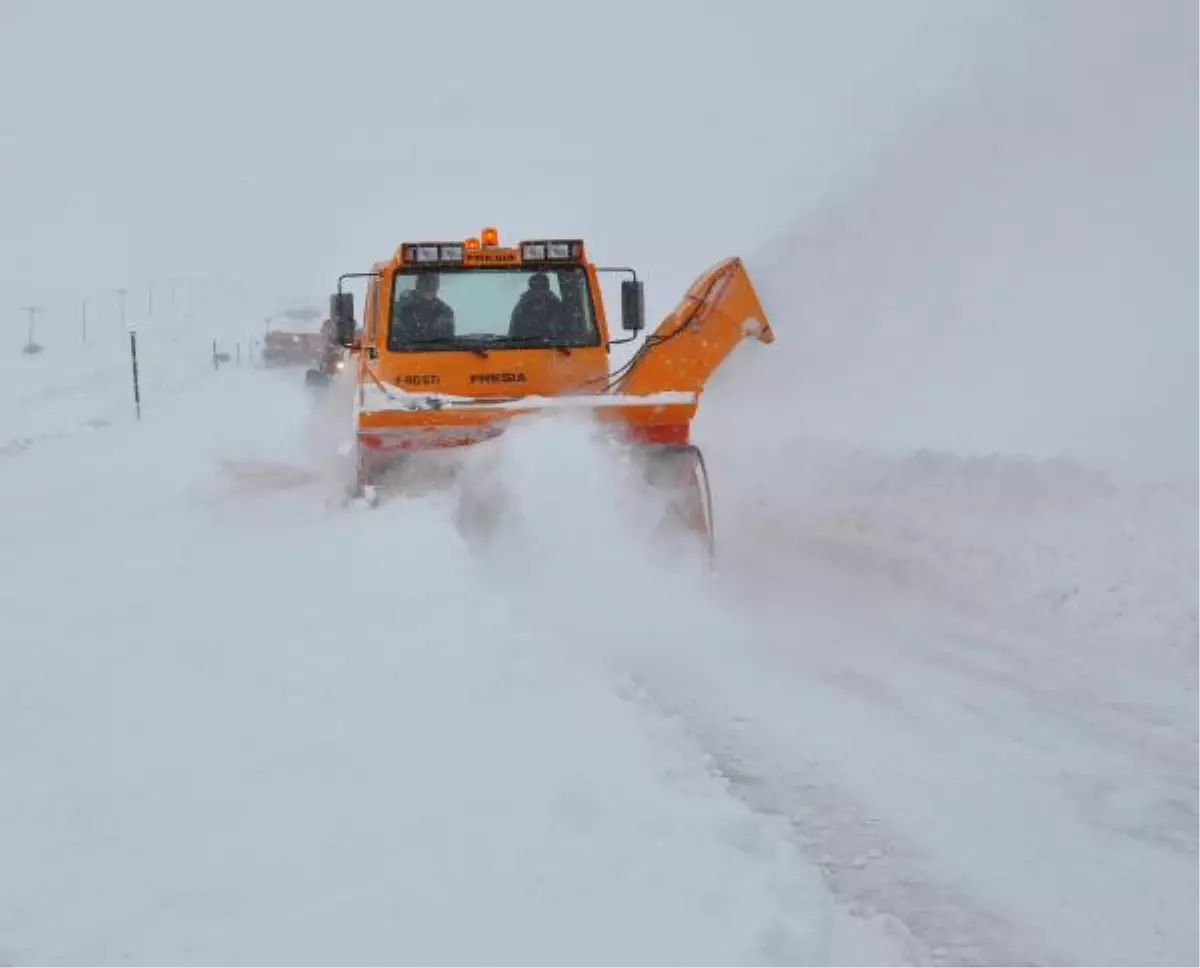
[335,230,645,402]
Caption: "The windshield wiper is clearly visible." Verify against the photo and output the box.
[398,337,456,349]
[515,336,577,356]
[396,334,578,359]
[397,336,493,358]
[455,334,515,358]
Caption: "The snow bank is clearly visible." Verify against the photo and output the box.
[693,345,1196,666]
[716,432,1197,663]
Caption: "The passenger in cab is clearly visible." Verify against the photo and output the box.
[395,273,455,343]
[509,272,566,342]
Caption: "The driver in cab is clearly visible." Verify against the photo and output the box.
[395,273,455,343]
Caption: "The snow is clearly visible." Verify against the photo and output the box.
[1,343,1193,965]
[703,423,1198,669]
[478,410,1199,967]
[0,370,909,966]
[738,0,1196,483]
[0,287,262,455]
[1,1,1196,965]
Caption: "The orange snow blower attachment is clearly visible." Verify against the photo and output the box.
[328,227,774,560]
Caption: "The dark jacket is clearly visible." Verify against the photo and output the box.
[396,291,455,342]
[509,289,566,341]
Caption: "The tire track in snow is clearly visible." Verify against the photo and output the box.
[617,672,1036,968]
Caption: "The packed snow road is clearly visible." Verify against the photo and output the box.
[0,359,1195,966]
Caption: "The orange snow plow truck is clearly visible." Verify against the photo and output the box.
[327,226,774,560]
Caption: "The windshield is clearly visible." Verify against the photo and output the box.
[388,266,599,352]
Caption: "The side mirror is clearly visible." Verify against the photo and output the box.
[621,280,645,333]
[330,292,356,346]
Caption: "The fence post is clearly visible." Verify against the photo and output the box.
[128,321,141,421]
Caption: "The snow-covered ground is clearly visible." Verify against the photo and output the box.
[1,1,1194,965]
[0,320,1194,966]
[0,287,265,457]
[490,386,1197,965]
[0,363,915,966]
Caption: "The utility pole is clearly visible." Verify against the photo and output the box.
[81,299,88,343]
[147,282,154,319]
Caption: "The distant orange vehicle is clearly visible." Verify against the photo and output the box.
[326,226,775,560]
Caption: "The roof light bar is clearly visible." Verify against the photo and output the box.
[403,242,466,264]
[520,239,583,262]
[399,235,583,265]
